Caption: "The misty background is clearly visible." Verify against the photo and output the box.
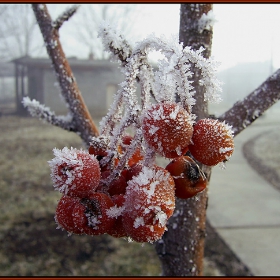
[1,3,280,117]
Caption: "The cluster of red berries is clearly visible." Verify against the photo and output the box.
[142,102,234,198]
[49,101,234,242]
[49,145,175,243]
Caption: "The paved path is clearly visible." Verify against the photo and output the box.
[207,108,280,276]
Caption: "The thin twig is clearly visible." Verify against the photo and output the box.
[52,5,80,30]
[22,97,75,132]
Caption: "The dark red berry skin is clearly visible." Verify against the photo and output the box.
[165,156,207,199]
[107,194,128,238]
[72,193,115,235]
[55,195,83,234]
[97,170,128,196]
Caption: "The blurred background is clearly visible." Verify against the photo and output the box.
[1,3,280,117]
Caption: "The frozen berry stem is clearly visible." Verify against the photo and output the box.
[32,4,99,145]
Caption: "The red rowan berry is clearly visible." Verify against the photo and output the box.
[165,156,207,199]
[142,102,193,158]
[88,135,110,157]
[189,118,234,166]
[55,195,83,234]
[106,194,128,238]
[49,147,101,198]
[123,165,175,243]
[72,193,115,235]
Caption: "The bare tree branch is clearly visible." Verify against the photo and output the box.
[22,97,76,132]
[219,68,280,136]
[52,5,80,30]
[31,4,99,145]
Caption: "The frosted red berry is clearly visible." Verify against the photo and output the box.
[123,165,175,243]
[142,102,193,158]
[55,195,83,234]
[189,118,234,166]
[72,193,115,235]
[88,135,110,157]
[165,156,207,199]
[49,147,101,198]
[106,194,128,238]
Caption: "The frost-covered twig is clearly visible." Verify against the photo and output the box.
[22,97,75,131]
[219,68,280,136]
[32,4,99,145]
[52,5,80,30]
[97,24,222,190]
[98,22,132,66]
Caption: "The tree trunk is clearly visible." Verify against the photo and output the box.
[155,4,213,276]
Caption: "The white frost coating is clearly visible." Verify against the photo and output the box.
[86,213,101,229]
[22,97,54,120]
[155,211,168,227]
[106,205,125,218]
[219,147,234,154]
[48,147,88,193]
[134,216,145,228]
[22,96,73,125]
[197,10,217,33]
[97,21,132,62]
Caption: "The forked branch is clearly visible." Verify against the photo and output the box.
[31,4,99,145]
[52,5,80,30]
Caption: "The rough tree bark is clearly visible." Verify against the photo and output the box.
[30,3,280,277]
[155,4,213,276]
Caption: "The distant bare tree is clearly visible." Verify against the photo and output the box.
[0,4,44,60]
[72,4,139,59]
